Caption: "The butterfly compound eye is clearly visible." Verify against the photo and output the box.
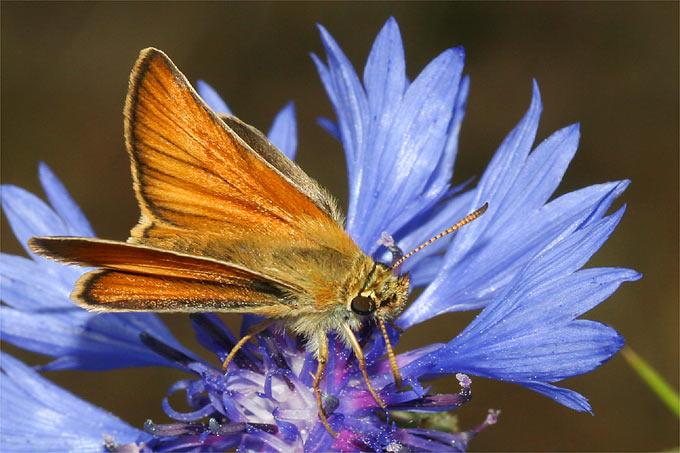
[350,295,375,315]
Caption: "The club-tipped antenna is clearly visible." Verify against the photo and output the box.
[376,309,402,388]
[390,203,488,271]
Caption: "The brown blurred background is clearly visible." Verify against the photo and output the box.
[2,2,678,451]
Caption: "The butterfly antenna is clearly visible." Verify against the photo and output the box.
[376,309,402,388]
[390,203,488,271]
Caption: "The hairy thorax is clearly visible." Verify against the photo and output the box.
[284,254,410,360]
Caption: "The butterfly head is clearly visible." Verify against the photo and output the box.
[348,262,409,321]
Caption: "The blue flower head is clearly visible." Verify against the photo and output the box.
[1,17,639,452]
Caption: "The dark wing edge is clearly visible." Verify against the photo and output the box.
[29,236,301,313]
[72,269,296,314]
[219,114,344,225]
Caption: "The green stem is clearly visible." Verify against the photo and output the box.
[621,345,679,418]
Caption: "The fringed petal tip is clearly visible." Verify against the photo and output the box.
[196,79,232,115]
[267,101,297,160]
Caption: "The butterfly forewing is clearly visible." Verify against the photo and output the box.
[219,114,343,223]
[125,49,344,250]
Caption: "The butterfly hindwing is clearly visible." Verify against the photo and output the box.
[73,269,294,314]
[28,237,302,313]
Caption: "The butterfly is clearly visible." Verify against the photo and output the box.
[29,48,487,436]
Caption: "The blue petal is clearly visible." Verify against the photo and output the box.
[522,381,593,413]
[196,82,296,161]
[496,267,642,331]
[1,185,89,284]
[1,170,196,370]
[400,75,470,250]
[390,188,474,280]
[395,428,469,452]
[361,17,407,192]
[266,101,297,160]
[501,207,630,303]
[486,122,581,237]
[439,74,470,179]
[350,47,465,253]
[0,252,77,309]
[316,117,339,140]
[401,180,630,326]
[196,80,232,114]
[39,162,94,237]
[396,80,629,324]
[363,18,406,123]
[400,85,556,318]
[0,307,194,370]
[431,320,625,383]
[401,208,640,411]
[2,185,71,257]
[0,353,149,451]
[314,19,469,258]
[442,80,543,269]
[439,208,632,346]
[313,24,369,187]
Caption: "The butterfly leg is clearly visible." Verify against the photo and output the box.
[312,334,337,437]
[342,323,386,408]
[221,319,273,371]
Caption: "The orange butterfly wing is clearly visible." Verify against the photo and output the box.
[28,237,299,314]
[74,270,292,315]
[29,48,365,313]
[124,49,348,257]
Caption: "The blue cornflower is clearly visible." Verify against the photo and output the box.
[0,352,152,451]
[0,17,639,452]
